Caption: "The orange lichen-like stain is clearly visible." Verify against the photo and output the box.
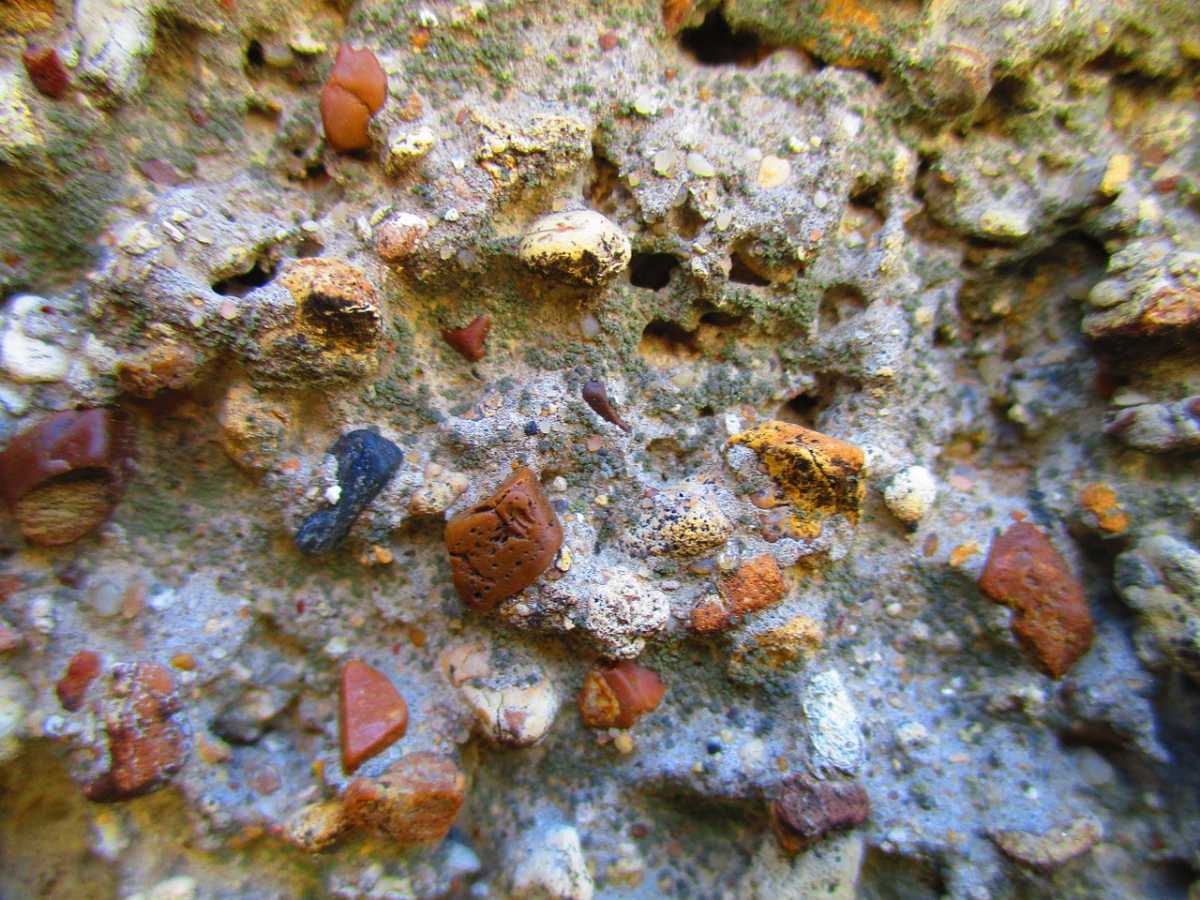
[319,45,388,152]
[1079,483,1129,534]
[948,541,979,567]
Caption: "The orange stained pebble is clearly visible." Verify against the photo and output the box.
[170,653,197,671]
[948,541,980,568]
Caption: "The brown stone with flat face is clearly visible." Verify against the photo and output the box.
[339,660,409,774]
[85,662,190,802]
[579,660,666,729]
[342,752,465,845]
[978,522,1094,679]
[771,775,870,854]
[442,315,491,362]
[56,650,102,712]
[0,409,132,546]
[445,467,563,611]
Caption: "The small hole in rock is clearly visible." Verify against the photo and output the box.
[629,253,681,291]
[294,238,323,258]
[213,258,276,297]
[245,40,265,69]
[820,285,867,331]
[699,310,745,328]
[679,8,774,67]
[639,319,699,363]
[728,252,772,287]
[776,375,838,428]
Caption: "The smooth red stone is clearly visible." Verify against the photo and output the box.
[579,660,666,729]
[0,408,133,545]
[22,46,69,99]
[339,660,409,774]
[56,650,102,711]
[442,315,491,362]
[320,45,387,152]
[979,522,1094,679]
[444,467,563,611]
[85,662,189,802]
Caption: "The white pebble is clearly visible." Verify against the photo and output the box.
[884,465,936,525]
[1,330,70,382]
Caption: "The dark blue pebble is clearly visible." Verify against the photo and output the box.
[294,429,403,555]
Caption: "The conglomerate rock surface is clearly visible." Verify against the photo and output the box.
[1,0,1199,897]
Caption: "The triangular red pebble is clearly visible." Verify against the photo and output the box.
[340,660,408,774]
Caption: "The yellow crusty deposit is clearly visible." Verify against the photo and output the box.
[728,421,866,537]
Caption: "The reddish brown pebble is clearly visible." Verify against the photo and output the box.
[136,158,184,187]
[0,409,133,546]
[694,554,786,632]
[579,660,666,729]
[599,31,619,51]
[339,659,409,773]
[445,467,563,611]
[22,46,69,98]
[320,45,388,152]
[0,573,22,602]
[342,752,466,845]
[442,315,491,362]
[978,522,1094,678]
[582,380,631,432]
[0,625,22,653]
[56,650,102,712]
[85,662,190,802]
[770,775,870,854]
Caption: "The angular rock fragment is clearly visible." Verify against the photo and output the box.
[295,430,403,555]
[803,670,866,776]
[991,816,1102,870]
[770,776,870,854]
[1114,534,1200,682]
[445,467,563,611]
[115,334,203,398]
[218,383,293,473]
[442,315,491,362]
[726,615,826,681]
[636,484,732,558]
[285,800,348,853]
[582,380,631,432]
[56,650,102,712]
[978,522,1094,679]
[320,45,388,152]
[342,752,465,845]
[693,554,786,633]
[445,644,560,748]
[0,409,133,546]
[474,113,591,194]
[1083,244,1200,339]
[578,660,665,729]
[85,662,190,802]
[339,659,409,774]
[728,421,865,538]
[22,46,69,99]
[512,824,594,900]
[518,210,631,287]
[1105,396,1200,453]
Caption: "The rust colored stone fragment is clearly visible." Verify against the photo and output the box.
[445,467,563,611]
[320,45,388,151]
[582,380,631,432]
[728,421,864,537]
[342,752,466,845]
[978,522,1094,678]
[282,258,382,349]
[116,340,202,398]
[85,662,190,802]
[770,775,870,854]
[22,45,69,98]
[1079,483,1129,535]
[0,409,133,546]
[56,650,102,712]
[442,315,491,362]
[339,659,409,773]
[662,0,696,33]
[692,554,786,633]
[579,660,666,729]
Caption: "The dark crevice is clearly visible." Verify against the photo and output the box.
[639,319,699,361]
[775,374,838,428]
[629,253,682,291]
[294,237,323,258]
[699,310,745,328]
[245,40,264,70]
[728,252,772,287]
[212,257,276,297]
[679,8,774,68]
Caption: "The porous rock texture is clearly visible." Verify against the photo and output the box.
[0,0,1199,897]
